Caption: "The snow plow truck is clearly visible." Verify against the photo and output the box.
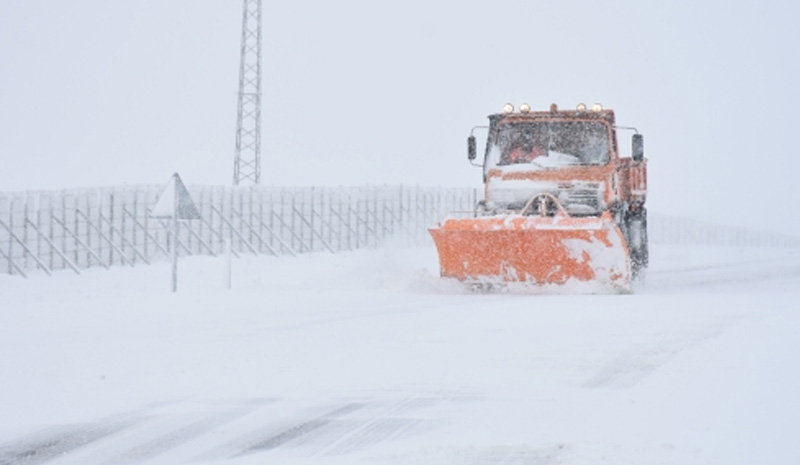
[429,103,648,292]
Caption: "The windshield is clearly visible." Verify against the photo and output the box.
[486,120,611,168]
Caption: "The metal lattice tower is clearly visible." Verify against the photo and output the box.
[233,0,262,185]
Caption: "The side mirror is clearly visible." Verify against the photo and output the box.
[632,134,644,161]
[468,135,477,161]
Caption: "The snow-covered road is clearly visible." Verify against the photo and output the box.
[1,243,799,465]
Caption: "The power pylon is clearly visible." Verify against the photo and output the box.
[233,0,262,185]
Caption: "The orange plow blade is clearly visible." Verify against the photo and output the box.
[429,211,631,291]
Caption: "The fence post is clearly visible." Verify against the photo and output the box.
[108,192,114,266]
[60,192,66,270]
[208,187,215,254]
[22,195,29,271]
[37,195,47,270]
[143,191,149,261]
[122,191,130,265]
[217,187,223,254]
[290,192,297,252]
[71,194,78,267]
[47,193,54,270]
[7,196,14,275]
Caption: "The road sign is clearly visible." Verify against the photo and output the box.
[152,173,200,292]
[151,173,200,220]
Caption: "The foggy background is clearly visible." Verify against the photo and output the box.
[1,0,798,231]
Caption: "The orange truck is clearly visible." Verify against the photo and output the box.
[429,103,648,292]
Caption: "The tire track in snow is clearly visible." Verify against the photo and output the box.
[0,400,272,465]
[99,402,265,465]
[236,403,364,456]
[0,417,139,465]
[324,396,457,455]
[326,417,421,454]
[378,443,566,465]
[217,394,465,460]
[582,315,745,389]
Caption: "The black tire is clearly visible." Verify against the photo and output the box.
[625,207,649,279]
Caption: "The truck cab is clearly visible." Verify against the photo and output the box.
[467,103,649,274]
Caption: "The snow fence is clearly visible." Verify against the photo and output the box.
[0,185,477,277]
[1,186,798,277]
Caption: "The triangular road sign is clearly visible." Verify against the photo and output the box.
[151,173,201,220]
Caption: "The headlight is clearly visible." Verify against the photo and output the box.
[592,103,603,112]
[576,103,587,111]
[519,103,531,113]
[503,103,514,113]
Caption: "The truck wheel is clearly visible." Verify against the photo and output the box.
[626,208,649,279]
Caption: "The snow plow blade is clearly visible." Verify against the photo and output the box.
[429,211,631,291]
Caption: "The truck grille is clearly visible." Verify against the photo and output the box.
[561,189,602,214]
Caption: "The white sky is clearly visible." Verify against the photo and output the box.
[1,0,799,231]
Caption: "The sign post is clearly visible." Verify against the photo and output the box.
[151,173,201,292]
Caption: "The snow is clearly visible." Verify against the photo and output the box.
[2,242,800,464]
[492,151,584,171]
